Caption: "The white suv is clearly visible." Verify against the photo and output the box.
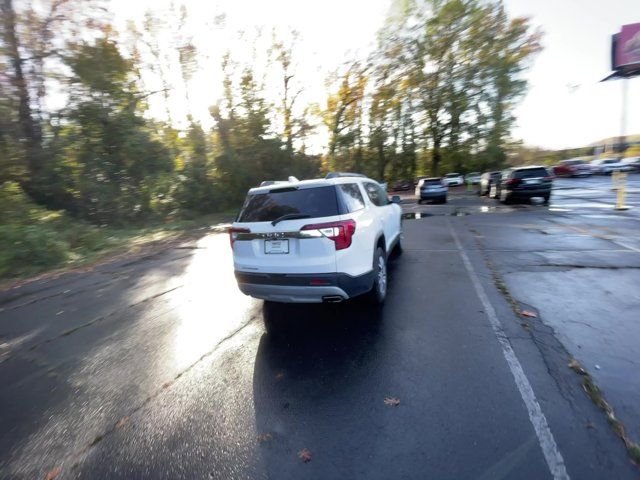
[230,174,403,304]
[443,173,464,186]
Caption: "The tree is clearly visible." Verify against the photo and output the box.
[270,31,314,155]
[61,38,172,223]
[0,0,105,193]
[322,63,368,172]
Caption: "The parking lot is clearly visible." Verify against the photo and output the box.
[1,174,639,479]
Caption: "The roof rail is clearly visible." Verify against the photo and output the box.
[325,172,366,179]
[259,176,299,187]
[259,180,287,187]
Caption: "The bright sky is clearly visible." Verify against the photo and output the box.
[110,0,640,151]
[505,0,640,149]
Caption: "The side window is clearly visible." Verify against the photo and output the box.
[364,182,389,207]
[338,183,365,212]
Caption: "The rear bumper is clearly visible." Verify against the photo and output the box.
[507,188,551,198]
[235,270,375,303]
[420,191,446,199]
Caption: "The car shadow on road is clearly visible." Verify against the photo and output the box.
[251,298,389,476]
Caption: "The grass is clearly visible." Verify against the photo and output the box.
[0,182,237,287]
[0,211,236,288]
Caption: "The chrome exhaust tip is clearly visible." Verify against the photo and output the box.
[322,295,344,303]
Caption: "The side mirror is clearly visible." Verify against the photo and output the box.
[391,195,401,204]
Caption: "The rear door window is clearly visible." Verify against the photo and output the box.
[513,168,548,179]
[238,186,339,222]
[364,182,389,207]
[337,183,365,212]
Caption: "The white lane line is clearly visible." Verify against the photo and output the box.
[447,219,570,480]
[611,240,640,253]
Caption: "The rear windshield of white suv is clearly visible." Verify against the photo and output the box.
[238,186,339,222]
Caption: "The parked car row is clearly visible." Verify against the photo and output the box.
[553,157,640,177]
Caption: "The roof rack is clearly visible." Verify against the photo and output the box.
[325,172,366,179]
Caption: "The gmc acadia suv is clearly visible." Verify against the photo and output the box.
[230,174,403,304]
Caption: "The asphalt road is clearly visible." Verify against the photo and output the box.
[1,175,639,479]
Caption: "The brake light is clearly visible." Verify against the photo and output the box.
[229,227,250,248]
[301,219,356,250]
[505,178,521,187]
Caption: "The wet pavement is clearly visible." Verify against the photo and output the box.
[1,175,639,479]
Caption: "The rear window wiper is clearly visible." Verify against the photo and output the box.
[271,213,311,226]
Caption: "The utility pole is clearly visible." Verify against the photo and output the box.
[619,78,628,155]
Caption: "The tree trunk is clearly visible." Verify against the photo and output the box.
[431,139,441,176]
[2,0,42,180]
[377,139,386,180]
[283,75,293,154]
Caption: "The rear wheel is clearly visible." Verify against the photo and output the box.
[367,246,387,305]
[543,194,550,204]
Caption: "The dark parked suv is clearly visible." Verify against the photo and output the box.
[495,166,552,204]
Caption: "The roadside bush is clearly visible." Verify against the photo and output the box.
[0,224,69,276]
[0,182,107,278]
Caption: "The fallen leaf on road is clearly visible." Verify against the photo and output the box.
[275,372,285,380]
[116,416,129,429]
[298,448,312,463]
[586,422,596,430]
[45,467,61,480]
[520,310,537,318]
[257,433,273,443]
[568,358,587,375]
[162,382,171,389]
[384,397,400,406]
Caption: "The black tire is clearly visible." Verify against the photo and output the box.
[543,194,550,204]
[500,191,511,204]
[392,237,403,258]
[367,246,387,305]
[417,199,422,204]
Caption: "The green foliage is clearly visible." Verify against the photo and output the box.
[0,182,102,277]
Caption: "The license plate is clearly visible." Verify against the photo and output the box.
[265,239,289,254]
[525,178,541,185]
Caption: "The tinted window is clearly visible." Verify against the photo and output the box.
[364,182,389,207]
[445,173,459,178]
[338,183,365,212]
[423,179,442,186]
[238,186,339,222]
[513,168,548,179]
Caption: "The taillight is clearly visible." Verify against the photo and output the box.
[505,178,521,187]
[301,220,356,250]
[229,227,250,248]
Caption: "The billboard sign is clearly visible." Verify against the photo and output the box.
[615,23,640,69]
